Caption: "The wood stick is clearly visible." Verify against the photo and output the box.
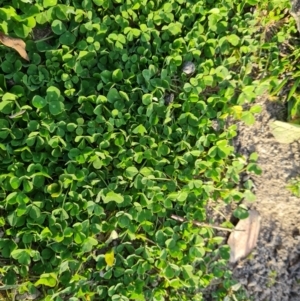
[170,214,245,232]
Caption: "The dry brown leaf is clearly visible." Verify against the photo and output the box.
[227,209,261,263]
[0,31,29,61]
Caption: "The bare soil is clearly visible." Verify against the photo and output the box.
[230,96,300,300]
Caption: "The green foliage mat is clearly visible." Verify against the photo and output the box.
[0,0,264,300]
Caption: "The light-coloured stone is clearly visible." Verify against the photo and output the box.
[182,61,195,75]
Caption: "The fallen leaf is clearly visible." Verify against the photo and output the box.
[104,249,115,267]
[9,110,26,119]
[0,31,29,61]
[227,209,261,263]
[270,120,300,144]
[105,230,118,245]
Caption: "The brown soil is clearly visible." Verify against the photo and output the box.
[229,96,300,300]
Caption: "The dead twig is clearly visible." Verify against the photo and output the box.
[170,214,244,232]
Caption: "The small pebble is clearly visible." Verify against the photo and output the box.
[247,275,257,287]
[164,93,174,106]
[182,61,196,75]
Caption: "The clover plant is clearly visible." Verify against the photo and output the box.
[0,0,265,300]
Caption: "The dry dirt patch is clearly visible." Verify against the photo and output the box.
[230,96,300,301]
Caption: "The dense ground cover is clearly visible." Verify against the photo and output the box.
[0,0,295,300]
